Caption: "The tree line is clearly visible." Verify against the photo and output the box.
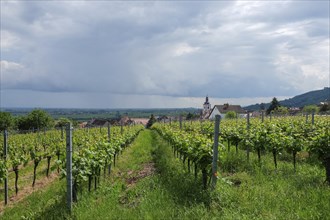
[265,97,326,115]
[0,109,77,131]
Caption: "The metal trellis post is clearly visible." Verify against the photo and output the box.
[108,123,111,143]
[211,115,221,189]
[3,130,8,205]
[179,115,182,130]
[66,123,73,212]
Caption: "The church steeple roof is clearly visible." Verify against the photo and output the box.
[204,95,210,105]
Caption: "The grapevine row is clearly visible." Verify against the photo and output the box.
[0,125,143,202]
[153,115,330,186]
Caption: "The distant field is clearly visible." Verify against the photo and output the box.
[1,108,199,121]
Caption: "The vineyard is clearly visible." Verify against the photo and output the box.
[153,115,330,186]
[0,115,329,219]
[0,124,143,208]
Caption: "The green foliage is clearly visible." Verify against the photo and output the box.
[260,103,266,110]
[309,128,330,160]
[0,160,7,183]
[1,123,143,197]
[272,106,289,115]
[16,116,30,131]
[225,111,236,119]
[266,97,280,115]
[146,114,156,129]
[28,109,54,129]
[303,105,319,114]
[16,109,54,131]
[153,121,221,187]
[0,111,13,131]
[319,102,330,112]
[54,117,71,128]
[186,112,193,120]
[2,129,330,219]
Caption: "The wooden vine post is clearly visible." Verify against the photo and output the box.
[3,130,8,205]
[66,123,73,212]
[211,115,221,190]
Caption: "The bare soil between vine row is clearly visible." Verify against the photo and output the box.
[126,162,156,187]
[0,172,59,213]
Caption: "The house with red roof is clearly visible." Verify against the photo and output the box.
[208,103,247,119]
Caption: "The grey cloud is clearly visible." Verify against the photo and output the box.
[233,1,329,25]
[1,1,329,108]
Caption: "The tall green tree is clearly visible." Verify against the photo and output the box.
[186,112,199,120]
[28,109,54,130]
[0,112,13,131]
[266,97,280,115]
[260,103,266,110]
[17,109,54,131]
[16,116,30,131]
[146,114,156,129]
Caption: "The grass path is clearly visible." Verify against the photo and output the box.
[73,129,212,220]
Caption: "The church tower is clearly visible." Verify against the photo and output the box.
[203,96,211,112]
[202,96,211,119]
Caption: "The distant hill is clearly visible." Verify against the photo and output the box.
[244,87,330,111]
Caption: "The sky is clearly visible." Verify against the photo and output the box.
[1,0,329,108]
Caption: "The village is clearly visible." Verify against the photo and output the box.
[79,95,327,129]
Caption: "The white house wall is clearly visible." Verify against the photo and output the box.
[209,109,247,120]
[209,108,223,119]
